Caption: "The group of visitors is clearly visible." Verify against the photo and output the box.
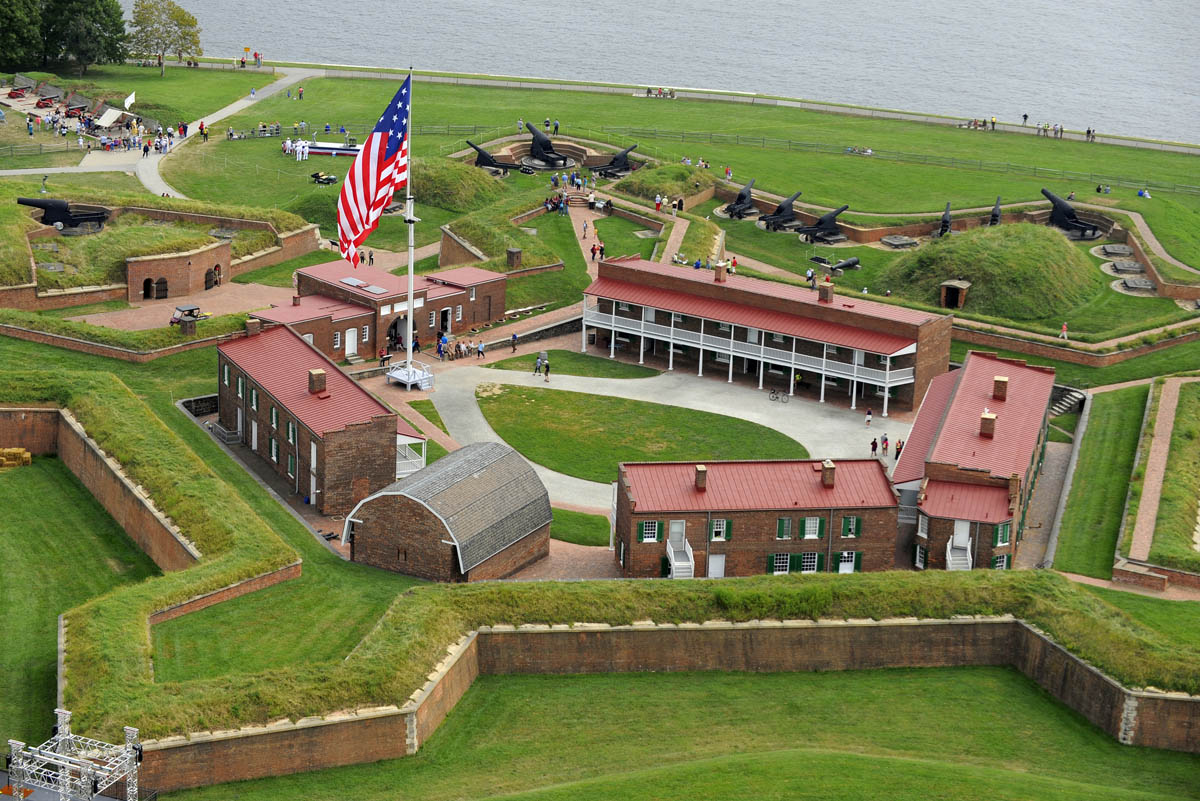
[1084,127,1098,142]
[543,193,569,214]
[283,138,311,159]
[550,171,590,191]
[1035,122,1066,139]
[532,354,552,381]
[589,241,607,261]
[679,156,710,168]
[868,434,904,461]
[437,337,484,361]
[644,87,676,99]
[1095,184,1113,194]
[845,146,874,155]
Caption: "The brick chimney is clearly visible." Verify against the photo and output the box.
[1008,473,1020,505]
[244,318,261,336]
[980,411,996,438]
[308,368,326,395]
[821,459,836,488]
[695,464,707,491]
[714,261,727,283]
[292,295,302,306]
[818,281,834,303]
[993,376,1009,401]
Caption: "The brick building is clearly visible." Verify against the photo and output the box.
[583,257,952,412]
[892,351,1055,571]
[252,261,507,361]
[342,442,551,581]
[217,323,426,515]
[615,459,899,578]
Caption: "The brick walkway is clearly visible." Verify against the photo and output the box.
[1014,442,1072,568]
[69,281,296,330]
[1059,571,1200,602]
[508,538,620,580]
[1128,376,1200,561]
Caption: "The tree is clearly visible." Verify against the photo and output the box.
[39,0,126,74]
[128,0,203,78]
[0,0,41,72]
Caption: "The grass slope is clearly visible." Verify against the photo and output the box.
[550,508,611,546]
[1082,585,1200,651]
[232,249,336,287]
[948,339,1200,389]
[1149,381,1200,572]
[0,458,160,742]
[476,385,807,482]
[162,668,1200,801]
[485,349,660,378]
[1054,386,1149,577]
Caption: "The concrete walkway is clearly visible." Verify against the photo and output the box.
[1059,571,1200,602]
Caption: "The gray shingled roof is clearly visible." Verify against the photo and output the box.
[387,441,552,572]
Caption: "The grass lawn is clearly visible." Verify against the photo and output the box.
[0,457,160,742]
[407,399,449,435]
[1051,411,1080,434]
[948,339,1200,389]
[590,213,659,260]
[551,507,610,546]
[1081,585,1200,651]
[0,116,84,168]
[161,667,1200,801]
[424,439,449,464]
[476,385,808,483]
[1053,386,1149,578]
[232,250,337,287]
[486,349,660,378]
[505,211,592,312]
[35,299,131,318]
[1148,382,1200,572]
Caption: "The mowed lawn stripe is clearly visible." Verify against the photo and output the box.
[0,457,160,741]
[476,385,808,483]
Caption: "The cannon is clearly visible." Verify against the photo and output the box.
[760,190,802,231]
[465,140,530,174]
[1041,188,1100,239]
[18,197,110,231]
[794,204,849,244]
[525,122,570,168]
[831,257,860,272]
[932,202,952,238]
[591,144,638,178]
[989,196,1002,226]
[723,179,757,219]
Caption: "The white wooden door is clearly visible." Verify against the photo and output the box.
[953,519,970,549]
[250,418,258,451]
[344,327,358,356]
[310,440,318,499]
[668,520,686,549]
[236,407,243,436]
[708,553,725,578]
[838,551,856,574]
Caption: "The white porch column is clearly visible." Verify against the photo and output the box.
[727,324,735,382]
[697,318,705,377]
[668,313,675,371]
[758,332,765,390]
[639,307,647,365]
[580,295,587,352]
[819,343,828,403]
[883,356,891,417]
[849,350,859,411]
[610,309,617,359]
[788,337,796,396]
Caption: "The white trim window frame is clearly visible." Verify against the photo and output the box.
[773,552,790,575]
[800,552,818,574]
[362,324,370,344]
[710,519,726,541]
[333,330,341,350]
[455,305,463,322]
[917,514,929,539]
[804,516,820,539]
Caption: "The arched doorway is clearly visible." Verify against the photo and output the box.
[142,278,153,299]
[204,269,216,290]
[154,277,168,299]
[387,316,408,351]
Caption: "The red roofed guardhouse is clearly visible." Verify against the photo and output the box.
[615,459,899,578]
[251,261,506,362]
[892,351,1055,571]
[217,323,426,515]
[582,257,952,412]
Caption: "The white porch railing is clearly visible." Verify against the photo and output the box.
[396,443,426,478]
[583,306,914,385]
[666,536,694,578]
[946,536,973,570]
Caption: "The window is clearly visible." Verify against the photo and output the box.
[362,325,370,343]
[773,553,790,575]
[826,345,839,356]
[879,355,891,366]
[455,305,462,322]
[639,520,659,542]
[428,311,436,327]
[469,287,476,301]
[746,328,759,345]
[414,297,424,309]
[803,517,822,539]
[381,304,391,315]
[994,522,1012,547]
[710,519,728,541]
[287,452,296,478]
[616,302,630,312]
[776,517,792,539]
[250,388,258,411]
[287,421,296,445]
[992,554,1011,570]
[269,438,278,463]
[672,313,684,324]
[236,376,244,398]
[333,330,341,349]
[302,333,314,345]
[770,333,785,343]
[841,516,861,538]
[839,551,859,573]
[222,363,230,386]
[915,544,927,570]
[270,407,278,429]
[917,514,929,539]
[800,552,819,574]
[716,322,731,333]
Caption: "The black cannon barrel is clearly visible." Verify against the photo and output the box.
[832,257,860,271]
[17,197,68,211]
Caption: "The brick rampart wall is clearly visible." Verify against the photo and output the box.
[438,226,488,267]
[0,406,60,453]
[148,562,302,624]
[951,325,1200,368]
[0,283,128,312]
[0,323,258,363]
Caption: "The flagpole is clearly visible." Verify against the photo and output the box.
[405,67,415,372]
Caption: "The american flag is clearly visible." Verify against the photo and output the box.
[338,76,411,268]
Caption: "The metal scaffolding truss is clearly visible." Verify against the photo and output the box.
[6,710,140,801]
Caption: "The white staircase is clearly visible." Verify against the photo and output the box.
[946,537,973,570]
[666,534,694,578]
[1049,389,1086,417]
[386,359,435,390]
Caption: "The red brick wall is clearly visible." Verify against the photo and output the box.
[953,324,1200,368]
[465,524,550,581]
[414,635,479,747]
[148,562,302,624]
[350,493,459,581]
[919,515,1014,571]
[0,322,253,363]
[0,406,60,453]
[438,228,487,267]
[0,283,128,312]
[322,416,396,515]
[126,240,231,302]
[228,225,322,279]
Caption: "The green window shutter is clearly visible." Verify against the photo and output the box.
[992,524,1000,547]
[776,518,784,538]
[657,521,664,542]
[841,517,850,537]
[853,552,862,572]
[1006,555,1012,569]
[789,553,803,572]
[816,552,825,572]
[853,516,861,537]
[637,521,644,543]
[725,519,732,541]
[818,517,825,539]
[768,555,775,574]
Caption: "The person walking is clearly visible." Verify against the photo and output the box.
[1022,113,1028,126]
[368,250,374,266]
[870,438,878,457]
[881,434,889,456]
[655,193,662,212]
[517,117,523,133]
[895,439,903,462]
[598,242,605,259]
[1060,322,1069,340]
[582,220,588,239]
[534,355,543,375]
[543,357,550,382]
[865,408,873,427]
[590,243,598,261]
[511,332,518,352]
[553,118,559,134]
[477,340,485,359]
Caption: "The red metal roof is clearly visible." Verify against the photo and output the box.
[892,370,960,485]
[396,417,424,440]
[622,459,896,513]
[297,260,468,303]
[219,326,409,438]
[928,352,1055,480]
[425,266,505,286]
[586,276,915,355]
[250,294,373,325]
[605,257,938,326]
[919,480,1012,523]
